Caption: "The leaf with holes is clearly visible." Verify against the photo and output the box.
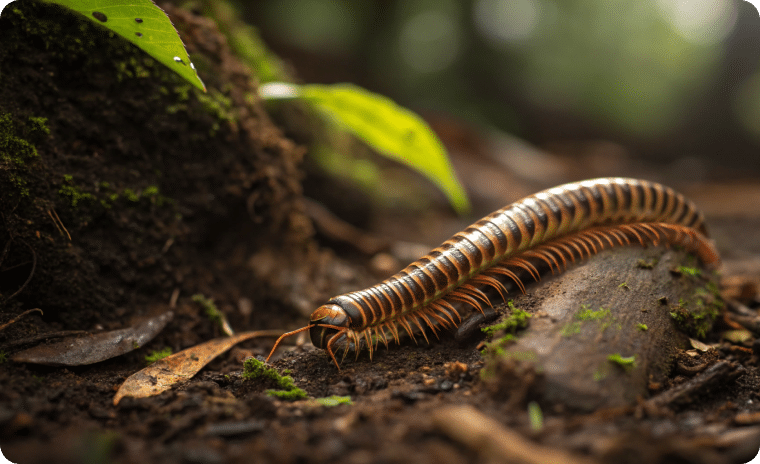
[42,0,205,91]
[260,82,470,214]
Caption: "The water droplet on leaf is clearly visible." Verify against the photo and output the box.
[92,11,107,22]
[190,63,196,70]
[173,56,185,65]
[135,18,143,23]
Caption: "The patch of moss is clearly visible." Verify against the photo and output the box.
[192,294,224,327]
[243,357,308,401]
[637,323,648,331]
[144,347,172,365]
[636,258,658,269]
[123,188,140,203]
[196,88,236,136]
[560,321,582,337]
[669,287,722,339]
[313,395,353,407]
[676,266,702,278]
[562,304,619,337]
[266,389,308,400]
[607,353,637,372]
[575,305,610,321]
[59,175,95,207]
[481,301,531,337]
[0,113,47,197]
[528,401,543,431]
[99,185,171,209]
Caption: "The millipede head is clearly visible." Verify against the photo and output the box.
[308,303,350,350]
[265,303,352,370]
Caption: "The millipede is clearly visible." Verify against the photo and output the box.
[267,177,720,369]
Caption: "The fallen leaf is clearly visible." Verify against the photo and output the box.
[11,312,173,366]
[113,329,283,405]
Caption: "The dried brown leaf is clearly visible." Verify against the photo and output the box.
[11,312,173,366]
[113,329,283,405]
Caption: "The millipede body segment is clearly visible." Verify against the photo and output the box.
[267,178,720,369]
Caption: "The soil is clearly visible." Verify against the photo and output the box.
[2,2,760,464]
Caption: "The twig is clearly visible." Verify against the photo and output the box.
[48,208,71,241]
[0,308,43,332]
[3,240,37,302]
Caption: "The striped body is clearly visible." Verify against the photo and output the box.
[268,178,720,369]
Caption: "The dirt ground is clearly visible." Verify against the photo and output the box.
[2,2,760,464]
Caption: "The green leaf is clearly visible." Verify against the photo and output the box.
[260,82,470,214]
[42,0,205,92]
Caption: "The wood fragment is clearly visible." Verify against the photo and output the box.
[645,361,744,410]
[432,404,593,464]
[481,246,720,411]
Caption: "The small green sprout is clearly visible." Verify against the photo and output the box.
[619,282,630,290]
[637,323,648,331]
[144,347,172,365]
[0,351,7,363]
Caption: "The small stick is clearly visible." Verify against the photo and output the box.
[0,308,43,332]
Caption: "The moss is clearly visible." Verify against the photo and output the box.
[0,113,47,197]
[192,294,224,326]
[676,266,702,278]
[266,389,308,400]
[575,305,610,321]
[123,188,140,203]
[528,401,543,431]
[561,305,619,337]
[481,301,531,337]
[196,88,236,136]
[59,175,95,207]
[243,357,308,401]
[637,323,648,331]
[669,286,722,339]
[312,395,353,407]
[607,353,637,372]
[144,347,172,365]
[561,321,582,337]
[636,258,658,269]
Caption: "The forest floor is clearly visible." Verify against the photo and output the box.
[2,2,760,464]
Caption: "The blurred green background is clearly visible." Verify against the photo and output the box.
[234,0,760,176]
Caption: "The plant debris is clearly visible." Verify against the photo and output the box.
[11,311,173,366]
[113,329,283,404]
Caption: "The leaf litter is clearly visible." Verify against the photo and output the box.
[11,311,174,366]
[113,329,284,405]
